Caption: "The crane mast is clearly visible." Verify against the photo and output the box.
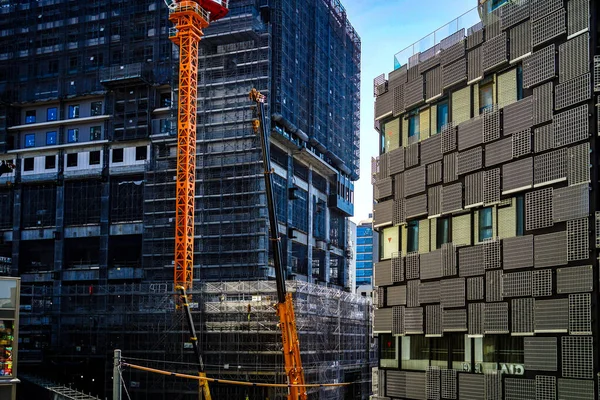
[249,89,307,400]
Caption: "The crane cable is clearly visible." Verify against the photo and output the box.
[121,362,351,388]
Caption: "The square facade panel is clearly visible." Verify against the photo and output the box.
[531,0,562,21]
[558,379,594,400]
[405,371,427,399]
[503,157,533,193]
[457,117,483,151]
[375,177,393,200]
[373,308,393,332]
[554,104,589,147]
[559,33,589,83]
[440,277,465,308]
[568,143,591,185]
[555,73,591,110]
[534,231,568,267]
[499,0,530,29]
[420,250,442,281]
[457,147,483,175]
[532,269,553,297]
[512,129,531,159]
[467,277,484,300]
[569,293,591,334]
[526,188,553,231]
[534,148,567,186]
[442,309,467,333]
[534,123,555,153]
[405,143,420,168]
[523,44,555,88]
[442,58,467,89]
[502,271,532,297]
[459,373,484,400]
[459,245,484,277]
[531,8,566,47]
[485,137,512,167]
[557,265,593,294]
[510,20,532,62]
[567,217,589,261]
[404,307,424,334]
[425,67,442,101]
[426,304,442,336]
[443,152,458,183]
[524,337,557,371]
[467,47,483,82]
[503,97,533,136]
[388,285,407,306]
[511,298,534,335]
[421,134,443,165]
[404,165,426,197]
[553,184,589,223]
[535,298,569,333]
[562,336,593,379]
[374,199,394,228]
[442,183,463,214]
[441,40,466,67]
[567,0,589,37]
[533,82,553,125]
[482,32,508,71]
[427,161,442,185]
[465,171,483,207]
[483,301,508,333]
[505,378,535,400]
[468,303,484,335]
[406,193,428,218]
[503,235,534,270]
[486,269,503,302]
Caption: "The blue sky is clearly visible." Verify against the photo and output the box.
[342,0,475,223]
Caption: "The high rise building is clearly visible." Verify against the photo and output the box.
[0,0,371,398]
[356,215,377,297]
[371,0,599,398]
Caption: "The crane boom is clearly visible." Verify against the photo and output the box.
[249,89,307,400]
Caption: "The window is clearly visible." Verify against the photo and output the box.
[357,237,373,245]
[89,151,101,165]
[67,128,78,143]
[46,131,57,145]
[112,148,124,163]
[516,195,524,236]
[516,65,523,100]
[357,245,373,253]
[380,334,398,368]
[407,220,419,253]
[45,155,55,169]
[46,107,57,121]
[25,110,36,124]
[479,82,494,113]
[475,335,523,372]
[66,153,78,167]
[90,101,102,116]
[68,104,79,119]
[135,146,147,161]
[479,207,493,242]
[436,217,451,249]
[408,114,420,142]
[436,101,449,134]
[90,126,102,141]
[23,158,34,171]
[24,134,35,148]
[159,93,171,107]
[401,335,429,370]
[159,118,171,134]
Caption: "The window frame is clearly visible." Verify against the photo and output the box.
[112,148,124,163]
[45,155,56,170]
[68,104,80,119]
[436,217,451,249]
[66,153,78,167]
[407,220,419,253]
[67,128,79,143]
[408,113,420,141]
[479,81,494,114]
[23,157,34,171]
[89,150,101,166]
[135,146,147,161]
[479,207,494,242]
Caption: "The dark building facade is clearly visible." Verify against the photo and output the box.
[0,0,367,398]
[372,0,599,398]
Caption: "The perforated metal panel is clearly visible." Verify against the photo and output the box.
[553,184,589,223]
[442,183,463,215]
[467,22,484,48]
[486,137,514,167]
[483,301,508,333]
[441,123,457,153]
[405,307,424,334]
[392,254,404,283]
[556,265,593,295]
[595,56,600,92]
[523,44,556,88]
[442,59,467,89]
[465,171,483,207]
[406,194,428,218]
[386,370,406,398]
[440,309,466,334]
[406,371,427,400]
[525,337,557,371]
[534,124,555,152]
[531,0,563,21]
[467,277,484,300]
[567,0,589,36]
[426,366,441,400]
[512,297,535,335]
[406,142,420,168]
[404,166,426,197]
[535,231,568,267]
[406,252,421,280]
[562,336,593,379]
[428,186,442,217]
[503,271,532,297]
[378,152,390,179]
[512,129,531,159]
[533,82,554,125]
[441,369,457,399]
[510,20,531,62]
[459,245,484,277]
[457,147,483,175]
[426,67,442,102]
[532,269,553,297]
[420,250,442,281]
[468,303,484,336]
[535,298,568,332]
[483,32,508,71]
[458,117,483,151]
[374,260,393,287]
[486,269,503,302]
[426,304,442,336]
[419,48,441,73]
[440,40,464,66]
[500,0,530,29]
[468,47,483,83]
[483,238,501,270]
[567,217,589,261]
[375,177,393,200]
[375,90,393,120]
[568,143,591,185]
[505,378,535,400]
[393,83,406,116]
[393,199,406,225]
[534,149,567,186]
[558,379,594,400]
[559,33,589,83]
[405,75,424,109]
[376,287,384,308]
[440,277,465,308]
[554,104,589,147]
[428,162,443,185]
[392,305,405,335]
[459,373,484,400]
[443,153,458,183]
[504,97,533,136]
[374,199,394,228]
[526,188,553,230]
[537,376,558,400]
[388,285,407,306]
[532,8,566,47]
[374,307,393,332]
[484,168,501,205]
[555,73,591,110]
[389,147,405,175]
[483,108,501,143]
[569,292,591,334]
[407,279,420,307]
[421,134,443,165]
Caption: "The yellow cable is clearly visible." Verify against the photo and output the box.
[121,362,351,388]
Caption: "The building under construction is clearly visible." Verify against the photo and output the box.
[0,0,371,398]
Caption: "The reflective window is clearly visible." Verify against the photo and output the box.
[25,110,36,124]
[67,128,78,143]
[46,131,57,145]
[45,155,55,170]
[408,114,420,139]
[89,151,101,165]
[380,334,398,368]
[90,101,102,116]
[436,101,449,134]
[90,126,102,141]
[516,195,524,236]
[479,207,493,242]
[479,83,494,113]
[407,220,419,253]
[24,134,35,148]
[46,107,57,121]
[436,217,450,249]
[68,104,79,119]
